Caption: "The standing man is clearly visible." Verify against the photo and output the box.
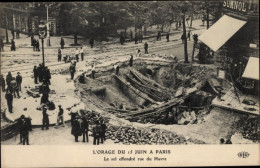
[80,47,84,61]
[75,48,79,62]
[6,72,13,87]
[36,39,40,51]
[100,120,107,144]
[71,116,82,142]
[37,64,43,83]
[16,72,22,91]
[58,49,62,62]
[166,32,170,42]
[16,29,20,38]
[0,74,6,92]
[89,38,94,48]
[11,39,16,51]
[69,63,76,80]
[43,66,51,85]
[91,64,96,79]
[181,33,185,44]
[42,106,49,130]
[18,115,30,145]
[10,77,20,98]
[81,116,89,142]
[129,55,133,67]
[144,42,148,54]
[33,66,38,84]
[56,105,65,127]
[5,88,13,113]
[11,29,15,39]
[93,120,102,145]
[138,30,143,43]
[130,29,133,40]
[60,37,65,49]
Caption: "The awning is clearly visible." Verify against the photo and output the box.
[242,57,259,80]
[198,15,247,52]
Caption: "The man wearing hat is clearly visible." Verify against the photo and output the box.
[80,116,89,142]
[10,77,20,98]
[69,104,79,124]
[71,115,82,142]
[5,88,13,113]
[16,72,22,91]
[42,106,50,130]
[93,120,102,145]
[18,115,30,145]
[100,120,107,144]
[56,105,65,127]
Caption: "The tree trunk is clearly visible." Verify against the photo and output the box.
[183,14,188,63]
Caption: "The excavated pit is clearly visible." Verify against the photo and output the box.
[75,58,219,126]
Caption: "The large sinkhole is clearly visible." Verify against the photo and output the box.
[76,60,219,125]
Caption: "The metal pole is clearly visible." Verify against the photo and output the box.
[47,6,51,46]
[42,38,45,67]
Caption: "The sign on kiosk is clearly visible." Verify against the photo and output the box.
[223,0,248,12]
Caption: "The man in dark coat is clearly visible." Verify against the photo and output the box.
[33,66,38,84]
[129,55,133,67]
[37,64,43,82]
[11,29,15,39]
[10,77,20,98]
[144,42,148,54]
[81,117,89,142]
[69,63,76,80]
[18,115,30,145]
[16,72,22,91]
[0,74,6,92]
[187,30,191,41]
[93,120,102,145]
[166,32,170,42]
[138,31,143,43]
[6,72,13,87]
[0,38,4,52]
[11,39,16,51]
[36,40,40,51]
[5,88,13,113]
[71,116,82,142]
[89,38,94,48]
[181,33,185,44]
[134,32,138,44]
[157,31,161,41]
[100,120,107,144]
[60,37,65,49]
[42,106,49,130]
[43,66,51,85]
[56,105,65,126]
[32,38,36,51]
[130,29,133,40]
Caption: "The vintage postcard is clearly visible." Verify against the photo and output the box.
[1,1,259,167]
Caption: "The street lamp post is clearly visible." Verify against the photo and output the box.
[38,20,47,67]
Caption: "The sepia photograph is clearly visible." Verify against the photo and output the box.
[0,0,259,167]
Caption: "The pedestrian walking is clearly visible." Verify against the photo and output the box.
[134,32,138,44]
[166,32,170,42]
[75,48,79,62]
[6,72,13,87]
[11,39,16,51]
[56,105,65,127]
[10,77,20,98]
[0,74,6,92]
[37,64,43,83]
[16,72,22,91]
[181,33,185,44]
[0,38,4,52]
[5,88,13,113]
[91,64,96,79]
[11,29,15,39]
[18,115,30,145]
[138,30,143,43]
[58,49,62,62]
[93,120,102,145]
[129,55,133,67]
[42,106,49,130]
[71,116,82,142]
[187,30,191,41]
[36,40,40,51]
[81,116,89,142]
[60,37,65,49]
[69,63,76,80]
[100,120,107,144]
[33,66,38,84]
[144,42,148,54]
[80,47,84,61]
[89,38,94,48]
